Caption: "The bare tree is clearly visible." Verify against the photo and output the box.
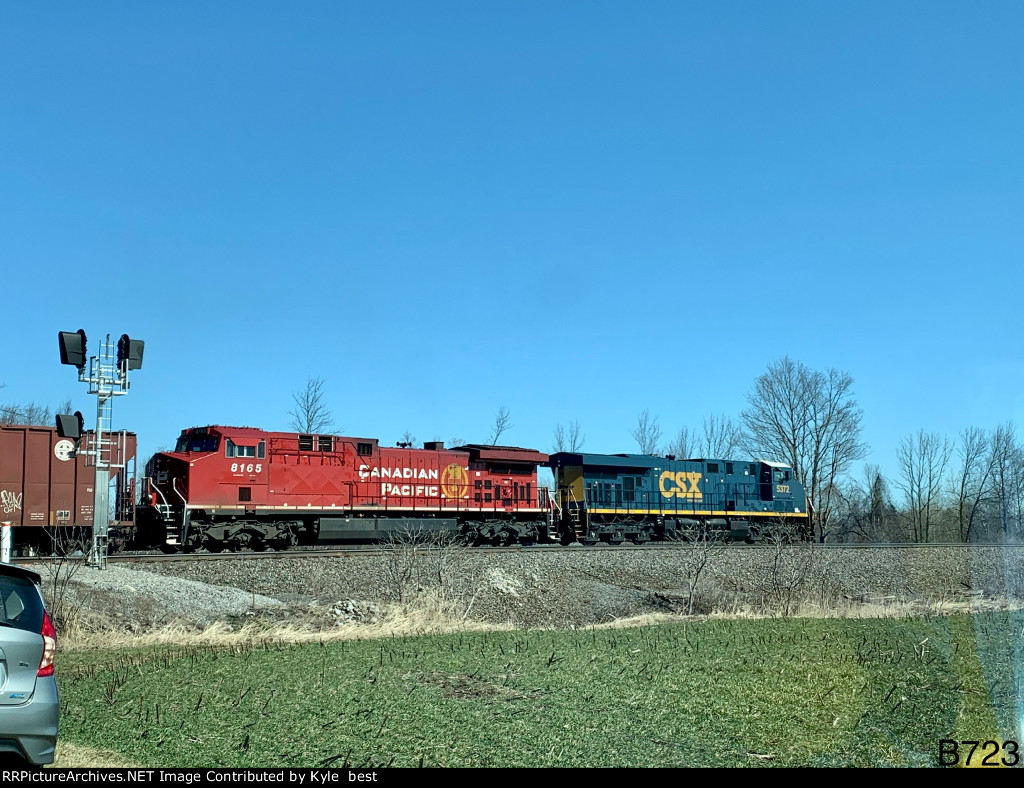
[631,409,662,455]
[0,395,74,426]
[39,527,89,631]
[758,523,815,617]
[894,430,952,543]
[950,427,992,542]
[289,377,336,434]
[380,524,471,607]
[665,426,691,459]
[486,406,512,444]
[677,528,725,615]
[741,357,868,542]
[988,422,1023,539]
[860,464,901,541]
[553,420,584,452]
[832,464,901,542]
[698,414,742,458]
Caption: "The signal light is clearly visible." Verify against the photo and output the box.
[56,411,85,441]
[117,334,144,371]
[58,329,87,368]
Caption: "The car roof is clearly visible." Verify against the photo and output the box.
[0,562,42,585]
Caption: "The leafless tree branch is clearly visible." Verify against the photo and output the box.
[289,377,336,434]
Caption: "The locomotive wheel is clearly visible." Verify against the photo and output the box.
[205,539,225,553]
[250,539,268,552]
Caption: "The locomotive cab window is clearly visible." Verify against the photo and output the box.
[226,439,259,459]
[177,435,219,453]
[357,443,373,457]
[298,435,314,451]
[318,436,334,452]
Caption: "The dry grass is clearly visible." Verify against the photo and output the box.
[584,596,1024,630]
[58,590,1024,649]
[52,741,139,768]
[61,591,511,651]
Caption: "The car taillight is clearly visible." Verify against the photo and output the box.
[38,610,56,677]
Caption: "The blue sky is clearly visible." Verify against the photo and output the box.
[2,2,1021,482]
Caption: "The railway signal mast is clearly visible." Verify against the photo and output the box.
[57,330,144,569]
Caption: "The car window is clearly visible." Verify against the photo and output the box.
[0,576,43,634]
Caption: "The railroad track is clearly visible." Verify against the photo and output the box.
[9,540,1007,565]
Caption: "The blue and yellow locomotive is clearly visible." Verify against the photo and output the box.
[548,452,809,544]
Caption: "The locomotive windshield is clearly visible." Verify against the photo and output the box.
[175,435,220,453]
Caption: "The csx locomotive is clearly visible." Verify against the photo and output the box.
[548,451,809,544]
[136,424,809,552]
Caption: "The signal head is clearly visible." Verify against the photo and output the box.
[58,329,87,368]
[56,411,85,441]
[117,334,145,371]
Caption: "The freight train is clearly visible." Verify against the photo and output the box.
[134,424,808,552]
[0,421,809,553]
[0,423,138,553]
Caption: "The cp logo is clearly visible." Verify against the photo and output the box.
[440,464,469,499]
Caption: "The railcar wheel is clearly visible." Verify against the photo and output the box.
[205,539,225,553]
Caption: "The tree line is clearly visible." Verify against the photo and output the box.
[616,358,1021,544]
[291,364,1024,544]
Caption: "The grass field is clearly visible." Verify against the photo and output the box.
[58,612,1023,768]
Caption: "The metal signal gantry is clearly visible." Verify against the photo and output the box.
[57,330,145,569]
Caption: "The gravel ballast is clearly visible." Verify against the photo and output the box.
[62,544,1024,631]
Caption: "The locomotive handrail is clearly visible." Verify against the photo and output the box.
[145,476,171,510]
[172,477,188,506]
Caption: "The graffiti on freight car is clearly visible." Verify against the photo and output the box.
[0,490,23,514]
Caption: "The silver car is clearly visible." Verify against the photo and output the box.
[0,563,58,766]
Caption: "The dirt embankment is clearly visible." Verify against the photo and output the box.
[55,544,1024,635]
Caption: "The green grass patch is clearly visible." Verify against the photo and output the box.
[58,612,1023,767]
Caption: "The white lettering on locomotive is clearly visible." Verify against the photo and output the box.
[358,465,439,481]
[380,483,440,497]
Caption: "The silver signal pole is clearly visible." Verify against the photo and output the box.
[82,336,127,568]
[59,330,144,569]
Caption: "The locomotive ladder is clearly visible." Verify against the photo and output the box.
[567,489,586,540]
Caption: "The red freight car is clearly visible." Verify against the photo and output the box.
[0,423,137,552]
[139,426,551,552]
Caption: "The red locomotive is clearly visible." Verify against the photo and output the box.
[138,426,552,552]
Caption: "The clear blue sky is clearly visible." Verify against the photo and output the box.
[2,2,1021,483]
